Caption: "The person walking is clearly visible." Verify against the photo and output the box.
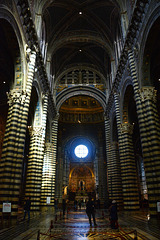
[23,196,31,222]
[86,197,97,227]
[109,200,118,229]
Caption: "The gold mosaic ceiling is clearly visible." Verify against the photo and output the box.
[59,96,104,123]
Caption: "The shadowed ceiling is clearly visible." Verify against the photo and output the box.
[37,0,122,116]
[42,0,121,82]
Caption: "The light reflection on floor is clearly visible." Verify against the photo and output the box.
[29,210,155,239]
[1,209,159,240]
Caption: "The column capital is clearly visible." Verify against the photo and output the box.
[111,141,119,149]
[7,89,27,105]
[120,122,134,135]
[139,87,157,102]
[45,142,52,149]
[28,126,43,137]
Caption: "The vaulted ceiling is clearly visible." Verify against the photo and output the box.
[42,0,121,82]
[35,0,123,119]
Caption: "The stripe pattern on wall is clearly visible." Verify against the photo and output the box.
[128,49,160,215]
[50,115,59,204]
[114,92,139,210]
[119,122,139,210]
[0,52,36,217]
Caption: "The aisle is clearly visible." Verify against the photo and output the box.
[0,209,159,240]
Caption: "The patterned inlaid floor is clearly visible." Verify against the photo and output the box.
[0,209,160,240]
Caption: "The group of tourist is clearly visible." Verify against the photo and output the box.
[86,198,118,229]
[62,197,118,229]
[22,196,118,229]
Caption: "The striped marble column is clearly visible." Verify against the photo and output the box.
[25,126,44,212]
[110,142,123,209]
[128,49,160,215]
[104,115,123,208]
[55,155,63,201]
[98,146,107,202]
[25,95,49,212]
[0,91,28,217]
[63,150,69,190]
[55,129,63,201]
[119,123,139,210]
[40,142,53,210]
[50,114,59,203]
[39,93,51,209]
[139,87,160,215]
[114,93,125,208]
[104,116,112,170]
[98,129,108,203]
[94,148,99,197]
[41,94,49,142]
[0,51,36,217]
[104,116,112,200]
[114,92,139,210]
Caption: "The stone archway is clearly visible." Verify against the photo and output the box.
[69,165,95,200]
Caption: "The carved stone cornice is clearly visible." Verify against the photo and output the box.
[139,87,157,103]
[120,122,133,135]
[7,90,27,105]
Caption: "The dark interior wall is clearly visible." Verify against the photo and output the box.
[0,19,19,158]
[58,122,105,150]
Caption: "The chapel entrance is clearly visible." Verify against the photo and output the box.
[69,165,95,201]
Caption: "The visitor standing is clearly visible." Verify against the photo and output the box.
[54,198,58,211]
[109,200,118,229]
[23,196,31,222]
[86,198,97,227]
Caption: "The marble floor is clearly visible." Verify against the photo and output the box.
[0,208,160,240]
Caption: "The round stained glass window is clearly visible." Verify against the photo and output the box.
[74,144,88,158]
